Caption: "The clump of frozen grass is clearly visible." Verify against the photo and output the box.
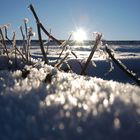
[0,22,33,71]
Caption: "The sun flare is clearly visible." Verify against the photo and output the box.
[73,28,87,42]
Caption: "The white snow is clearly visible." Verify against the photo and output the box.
[0,44,140,140]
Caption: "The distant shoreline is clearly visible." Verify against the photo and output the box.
[5,40,140,46]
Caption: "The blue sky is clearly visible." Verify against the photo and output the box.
[0,0,140,40]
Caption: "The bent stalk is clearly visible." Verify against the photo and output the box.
[81,33,102,75]
[105,44,140,87]
[29,4,61,45]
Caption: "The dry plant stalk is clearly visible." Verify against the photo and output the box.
[20,26,26,54]
[81,33,102,75]
[105,44,140,87]
[29,4,61,45]
[24,18,28,39]
[45,28,51,54]
[55,52,69,68]
[26,29,31,63]
[20,26,25,41]
[23,19,30,63]
[12,32,17,67]
[56,33,72,64]
[4,25,11,42]
[4,26,26,62]
[37,23,48,64]
[28,4,48,63]
[0,28,9,59]
[16,48,26,62]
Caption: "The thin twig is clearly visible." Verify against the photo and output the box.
[105,44,140,87]
[12,32,17,67]
[26,34,31,63]
[4,26,26,62]
[0,28,9,59]
[4,26,9,41]
[81,33,102,75]
[20,26,25,40]
[55,52,69,68]
[24,21,28,40]
[56,33,72,63]
[20,26,26,54]
[45,28,51,54]
[16,48,26,62]
[37,23,48,64]
[29,4,61,45]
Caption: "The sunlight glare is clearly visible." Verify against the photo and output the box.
[73,28,87,42]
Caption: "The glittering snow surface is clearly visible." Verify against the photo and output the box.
[0,58,140,140]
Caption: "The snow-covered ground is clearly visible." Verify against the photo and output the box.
[0,44,140,140]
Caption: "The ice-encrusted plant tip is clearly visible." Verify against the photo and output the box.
[28,27,36,37]
[24,18,29,23]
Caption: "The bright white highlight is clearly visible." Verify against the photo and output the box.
[73,28,87,42]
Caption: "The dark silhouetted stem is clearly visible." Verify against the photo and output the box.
[29,4,61,45]
[12,32,17,67]
[105,45,140,87]
[24,22,28,39]
[37,23,48,64]
[20,26,25,40]
[55,53,69,68]
[46,28,51,54]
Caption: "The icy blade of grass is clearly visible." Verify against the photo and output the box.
[55,52,69,68]
[105,44,140,87]
[4,25,26,62]
[81,33,102,75]
[4,24,11,42]
[20,26,26,54]
[24,18,28,40]
[56,33,72,64]
[12,32,17,68]
[26,28,31,63]
[104,58,114,76]
[0,28,9,59]
[23,18,30,63]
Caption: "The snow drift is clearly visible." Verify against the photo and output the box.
[0,59,140,140]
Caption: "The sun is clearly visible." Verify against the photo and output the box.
[73,28,87,42]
